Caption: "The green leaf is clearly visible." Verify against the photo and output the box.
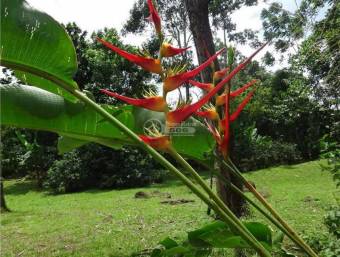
[188,221,246,248]
[1,0,78,102]
[1,84,133,148]
[159,237,179,249]
[57,137,89,154]
[0,85,214,162]
[188,221,272,249]
[244,222,273,250]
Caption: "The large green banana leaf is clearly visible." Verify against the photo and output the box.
[0,84,215,163]
[0,0,78,102]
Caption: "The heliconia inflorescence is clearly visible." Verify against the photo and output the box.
[98,0,267,156]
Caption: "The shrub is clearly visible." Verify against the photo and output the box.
[305,207,340,257]
[324,206,340,239]
[233,125,302,171]
[43,150,90,193]
[44,144,163,193]
[306,233,340,257]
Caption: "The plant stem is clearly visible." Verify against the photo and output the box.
[168,148,272,257]
[224,158,319,257]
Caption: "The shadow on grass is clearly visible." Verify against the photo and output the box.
[4,170,211,196]
[280,164,298,170]
[4,180,41,195]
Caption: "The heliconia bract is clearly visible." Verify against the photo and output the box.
[101,89,167,112]
[213,67,230,82]
[195,108,219,120]
[97,38,162,74]
[215,79,258,106]
[139,135,171,151]
[147,0,162,34]
[230,89,256,122]
[189,80,214,92]
[163,48,225,93]
[160,42,190,57]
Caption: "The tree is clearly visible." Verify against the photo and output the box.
[0,178,9,212]
[64,23,92,90]
[261,0,339,109]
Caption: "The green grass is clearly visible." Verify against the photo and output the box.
[1,160,336,257]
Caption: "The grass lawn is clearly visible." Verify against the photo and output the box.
[1,160,337,257]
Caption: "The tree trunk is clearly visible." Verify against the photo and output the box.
[184,0,245,218]
[0,178,10,212]
[184,0,220,83]
[215,153,246,217]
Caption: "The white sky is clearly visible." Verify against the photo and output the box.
[25,0,300,65]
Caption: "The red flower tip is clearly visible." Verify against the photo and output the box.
[101,89,167,112]
[230,89,256,122]
[139,135,170,151]
[189,80,214,92]
[215,79,258,106]
[97,37,162,74]
[230,79,258,97]
[195,109,219,120]
[163,48,225,93]
[147,0,161,34]
[213,67,230,82]
[160,43,190,57]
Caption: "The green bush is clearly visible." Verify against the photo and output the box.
[324,206,340,239]
[305,207,340,257]
[43,151,90,193]
[233,125,302,171]
[44,144,163,193]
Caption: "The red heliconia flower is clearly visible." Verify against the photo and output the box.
[230,89,256,122]
[163,48,225,93]
[189,80,214,92]
[147,0,161,34]
[213,67,230,82]
[161,42,190,58]
[215,79,258,106]
[195,108,219,120]
[97,38,162,74]
[139,135,171,151]
[101,89,167,112]
[166,43,267,124]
